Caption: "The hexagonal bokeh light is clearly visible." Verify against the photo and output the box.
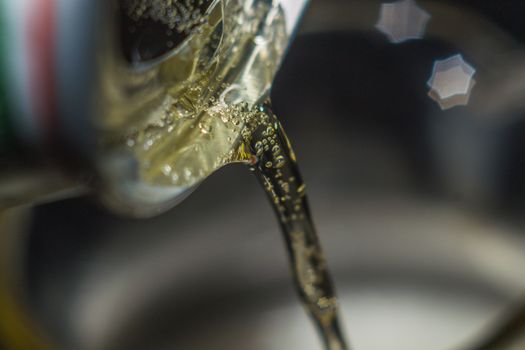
[376,0,431,43]
[427,54,476,110]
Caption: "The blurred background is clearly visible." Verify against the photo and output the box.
[9,0,525,349]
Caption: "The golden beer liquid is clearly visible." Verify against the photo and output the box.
[109,1,350,349]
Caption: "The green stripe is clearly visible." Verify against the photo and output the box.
[0,3,12,154]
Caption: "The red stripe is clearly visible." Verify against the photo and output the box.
[28,0,58,144]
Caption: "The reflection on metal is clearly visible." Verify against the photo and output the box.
[427,54,476,110]
[375,0,430,43]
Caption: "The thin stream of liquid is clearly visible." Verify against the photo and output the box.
[239,101,350,350]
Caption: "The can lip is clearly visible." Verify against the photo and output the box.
[102,182,195,218]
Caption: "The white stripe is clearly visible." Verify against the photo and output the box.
[3,0,39,145]
[56,0,99,152]
[279,0,309,35]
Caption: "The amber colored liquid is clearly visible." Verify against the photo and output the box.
[237,101,350,350]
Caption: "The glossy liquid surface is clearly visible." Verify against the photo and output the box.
[240,102,350,350]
